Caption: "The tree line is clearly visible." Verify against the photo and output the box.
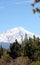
[0,34,40,65]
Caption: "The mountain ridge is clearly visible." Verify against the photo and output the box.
[0,26,35,43]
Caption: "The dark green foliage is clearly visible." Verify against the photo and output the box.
[9,35,40,61]
[0,45,3,58]
[0,34,40,65]
[24,36,40,61]
[32,0,40,13]
[10,39,21,58]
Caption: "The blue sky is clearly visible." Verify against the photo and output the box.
[0,0,40,36]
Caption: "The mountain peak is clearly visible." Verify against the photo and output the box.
[0,27,34,43]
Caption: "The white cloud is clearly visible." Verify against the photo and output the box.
[15,0,33,5]
[0,0,33,8]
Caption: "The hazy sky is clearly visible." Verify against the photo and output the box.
[0,0,40,36]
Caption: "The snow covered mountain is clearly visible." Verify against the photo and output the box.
[0,27,34,43]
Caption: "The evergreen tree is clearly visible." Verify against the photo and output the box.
[0,45,3,58]
[10,39,21,58]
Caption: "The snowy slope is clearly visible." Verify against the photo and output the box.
[0,27,34,43]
